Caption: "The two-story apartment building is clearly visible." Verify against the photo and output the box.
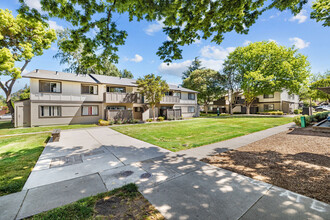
[14,69,199,127]
[209,91,299,114]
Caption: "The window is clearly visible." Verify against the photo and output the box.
[81,85,98,94]
[263,94,274,98]
[82,106,99,116]
[107,87,126,93]
[264,104,274,111]
[188,106,195,113]
[173,92,181,99]
[106,106,126,110]
[134,107,142,112]
[40,106,61,117]
[39,81,61,93]
[188,93,195,100]
[165,91,173,96]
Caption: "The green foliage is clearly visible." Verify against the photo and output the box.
[136,74,169,120]
[224,41,310,114]
[310,71,330,102]
[11,85,30,102]
[157,116,165,121]
[293,111,330,126]
[258,111,284,115]
[311,0,330,27]
[0,9,56,120]
[182,57,203,81]
[18,0,308,64]
[294,109,302,114]
[146,119,153,122]
[183,69,225,113]
[120,69,134,79]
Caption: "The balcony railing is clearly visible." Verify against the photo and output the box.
[104,92,142,103]
[160,95,180,104]
[234,98,259,105]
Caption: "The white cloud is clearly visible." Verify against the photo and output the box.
[200,45,235,60]
[243,40,252,46]
[289,10,307,24]
[200,59,224,71]
[158,60,192,76]
[268,39,277,43]
[48,20,64,31]
[24,0,42,11]
[145,20,164,36]
[289,37,310,49]
[130,54,143,63]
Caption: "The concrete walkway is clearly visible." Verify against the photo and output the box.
[0,125,329,220]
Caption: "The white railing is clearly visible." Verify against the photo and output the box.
[104,92,141,103]
[179,99,197,104]
[31,93,92,102]
[160,96,180,104]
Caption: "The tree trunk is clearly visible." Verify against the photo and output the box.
[204,104,208,114]
[152,105,155,121]
[309,97,313,116]
[246,103,252,115]
[228,90,232,115]
[6,100,15,124]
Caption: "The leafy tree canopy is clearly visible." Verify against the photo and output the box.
[136,74,169,120]
[183,69,225,113]
[224,41,310,113]
[18,0,308,68]
[311,0,330,27]
[0,9,56,120]
[310,71,330,102]
[182,57,203,81]
[120,69,134,79]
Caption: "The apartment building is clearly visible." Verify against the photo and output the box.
[209,91,299,114]
[14,69,199,127]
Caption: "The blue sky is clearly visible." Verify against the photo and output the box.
[1,0,330,96]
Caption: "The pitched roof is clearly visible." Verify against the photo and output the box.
[23,69,198,93]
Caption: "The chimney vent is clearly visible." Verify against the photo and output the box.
[55,71,58,75]
[36,69,39,73]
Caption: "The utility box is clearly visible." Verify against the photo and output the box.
[302,107,311,116]
[300,116,306,128]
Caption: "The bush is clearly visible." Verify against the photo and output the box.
[157,116,164,121]
[98,119,110,126]
[115,119,122,125]
[294,109,302,114]
[220,113,230,116]
[133,119,140,124]
[258,110,283,115]
[146,119,153,122]
[109,119,114,125]
[293,111,330,126]
[233,112,242,114]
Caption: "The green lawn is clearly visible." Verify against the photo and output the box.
[0,121,97,136]
[112,117,293,151]
[0,133,50,196]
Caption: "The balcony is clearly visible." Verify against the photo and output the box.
[234,98,259,105]
[160,95,180,104]
[104,92,142,103]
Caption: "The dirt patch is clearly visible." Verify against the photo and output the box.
[202,128,330,203]
[94,188,163,220]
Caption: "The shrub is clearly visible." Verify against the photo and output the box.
[220,113,230,116]
[146,119,153,122]
[115,119,122,125]
[294,109,302,114]
[157,116,164,121]
[109,119,114,125]
[98,119,110,126]
[233,112,242,114]
[133,119,140,124]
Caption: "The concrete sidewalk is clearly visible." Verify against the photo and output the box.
[1,125,329,220]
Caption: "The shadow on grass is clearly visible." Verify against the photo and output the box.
[0,120,13,129]
[0,137,48,196]
[202,150,330,204]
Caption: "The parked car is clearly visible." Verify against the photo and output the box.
[0,114,12,120]
[315,105,330,112]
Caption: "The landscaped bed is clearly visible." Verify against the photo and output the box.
[112,117,293,151]
[0,133,50,196]
[29,184,163,220]
[202,128,330,203]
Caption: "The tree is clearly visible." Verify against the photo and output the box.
[19,0,308,66]
[224,41,310,114]
[0,9,56,122]
[310,71,330,102]
[311,0,330,27]
[222,60,242,115]
[136,74,169,120]
[11,85,30,102]
[183,69,225,114]
[182,57,203,80]
[120,69,134,79]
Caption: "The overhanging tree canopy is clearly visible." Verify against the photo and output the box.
[18,0,309,68]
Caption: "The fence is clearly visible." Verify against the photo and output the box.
[106,109,133,121]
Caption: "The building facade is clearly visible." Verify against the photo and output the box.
[208,91,299,114]
[14,69,199,127]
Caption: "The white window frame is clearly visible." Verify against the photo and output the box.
[39,81,61,93]
[81,85,98,95]
[188,106,195,113]
[82,106,99,116]
[40,106,61,117]
[188,93,195,100]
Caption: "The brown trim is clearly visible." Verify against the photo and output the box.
[38,105,62,118]
[81,84,99,95]
[39,80,62,93]
[31,100,103,104]
[257,101,281,104]
[81,105,100,116]
[24,76,97,85]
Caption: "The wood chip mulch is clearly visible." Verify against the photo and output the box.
[202,128,330,204]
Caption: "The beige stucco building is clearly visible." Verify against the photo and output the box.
[208,91,300,114]
[14,69,199,127]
